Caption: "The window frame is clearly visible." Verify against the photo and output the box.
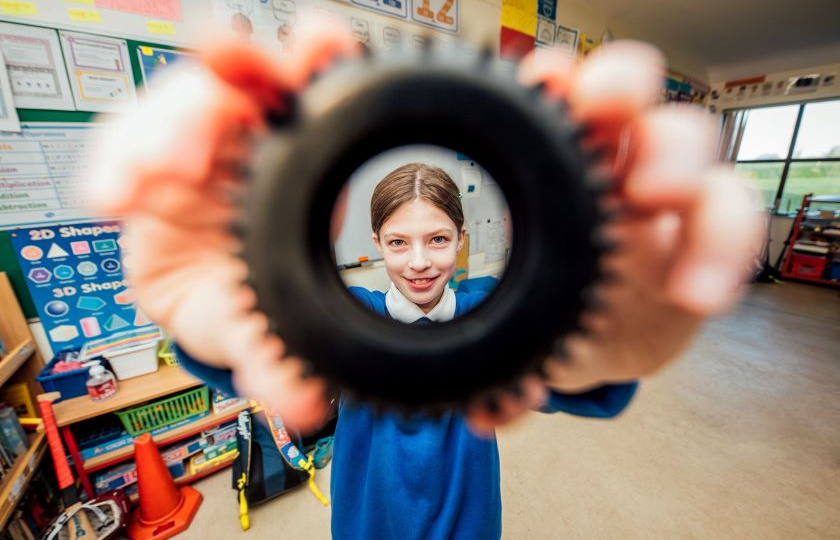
[729,97,840,214]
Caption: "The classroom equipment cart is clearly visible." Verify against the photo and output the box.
[780,194,840,287]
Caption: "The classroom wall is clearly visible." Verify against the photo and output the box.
[709,42,840,84]
[607,20,708,83]
[709,62,840,111]
[708,61,840,266]
[8,0,814,339]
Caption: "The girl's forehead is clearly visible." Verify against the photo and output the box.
[381,199,457,233]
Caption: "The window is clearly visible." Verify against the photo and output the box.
[732,99,840,214]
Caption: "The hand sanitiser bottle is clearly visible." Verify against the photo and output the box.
[86,362,117,401]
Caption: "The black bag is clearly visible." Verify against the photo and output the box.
[232,409,337,530]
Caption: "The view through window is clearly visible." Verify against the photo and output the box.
[734,99,840,214]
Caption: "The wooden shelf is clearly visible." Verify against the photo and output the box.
[51,364,202,426]
[0,430,47,530]
[0,337,35,387]
[84,403,250,471]
[0,273,46,416]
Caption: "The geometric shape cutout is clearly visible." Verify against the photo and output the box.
[27,267,52,284]
[100,258,121,273]
[53,264,75,280]
[114,289,134,305]
[47,243,70,258]
[133,308,151,327]
[80,316,102,337]
[77,296,107,311]
[20,245,43,261]
[49,324,80,342]
[77,261,98,277]
[104,313,130,331]
[44,300,70,317]
[71,240,91,255]
[92,239,117,253]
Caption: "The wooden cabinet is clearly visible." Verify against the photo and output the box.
[0,273,47,530]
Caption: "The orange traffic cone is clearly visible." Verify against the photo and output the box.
[127,433,203,539]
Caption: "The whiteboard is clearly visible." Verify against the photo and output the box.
[333,145,509,267]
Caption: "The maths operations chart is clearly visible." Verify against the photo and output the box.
[0,122,99,230]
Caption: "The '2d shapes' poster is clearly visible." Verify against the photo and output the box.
[11,221,156,353]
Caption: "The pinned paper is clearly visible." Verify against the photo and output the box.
[0,51,20,132]
[501,0,537,36]
[461,164,482,198]
[139,45,154,56]
[0,23,75,110]
[68,8,102,22]
[147,21,176,36]
[0,1,38,16]
[59,31,136,113]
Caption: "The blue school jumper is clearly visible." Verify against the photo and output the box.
[174,287,638,540]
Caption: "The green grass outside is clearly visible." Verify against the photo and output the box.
[735,162,840,214]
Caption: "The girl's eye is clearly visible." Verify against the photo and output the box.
[431,236,448,245]
[389,239,405,247]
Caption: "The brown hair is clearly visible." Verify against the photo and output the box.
[370,163,464,237]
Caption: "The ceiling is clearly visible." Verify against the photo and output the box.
[579,0,840,79]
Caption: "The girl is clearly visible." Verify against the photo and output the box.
[174,161,638,540]
[87,19,760,540]
[351,162,477,321]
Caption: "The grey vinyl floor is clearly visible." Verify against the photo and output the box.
[149,281,840,539]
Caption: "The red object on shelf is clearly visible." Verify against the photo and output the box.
[790,253,828,279]
[127,433,202,540]
[780,193,840,287]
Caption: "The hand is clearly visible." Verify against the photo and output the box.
[87,20,359,431]
[467,43,763,434]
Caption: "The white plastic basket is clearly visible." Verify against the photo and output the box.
[104,342,159,380]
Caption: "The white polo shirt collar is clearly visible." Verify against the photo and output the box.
[385,283,456,323]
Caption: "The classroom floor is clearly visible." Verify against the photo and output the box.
[138,281,840,539]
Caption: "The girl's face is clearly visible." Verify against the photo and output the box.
[374,198,465,313]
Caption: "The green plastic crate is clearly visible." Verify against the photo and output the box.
[115,386,210,436]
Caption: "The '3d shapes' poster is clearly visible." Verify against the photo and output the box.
[11,221,154,353]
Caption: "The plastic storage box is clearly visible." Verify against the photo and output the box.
[104,342,159,380]
[790,253,828,279]
[36,355,91,402]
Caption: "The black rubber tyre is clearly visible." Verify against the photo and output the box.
[243,46,606,413]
